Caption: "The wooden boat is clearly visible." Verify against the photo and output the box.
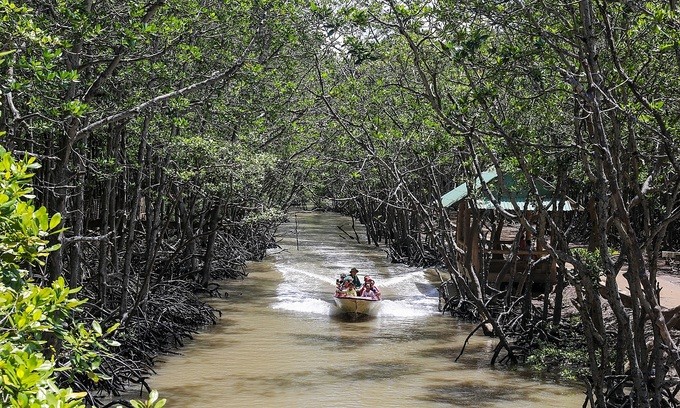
[333,295,381,316]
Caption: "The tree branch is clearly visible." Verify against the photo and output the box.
[75,51,250,139]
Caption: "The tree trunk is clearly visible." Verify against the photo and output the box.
[68,147,86,288]
[201,202,222,287]
[120,117,149,322]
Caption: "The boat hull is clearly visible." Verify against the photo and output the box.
[333,296,381,316]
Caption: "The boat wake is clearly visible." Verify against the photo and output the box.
[378,271,427,287]
[377,300,435,317]
[271,297,333,315]
[271,262,439,318]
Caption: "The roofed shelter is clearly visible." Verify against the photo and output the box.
[441,169,577,293]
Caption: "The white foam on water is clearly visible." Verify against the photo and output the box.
[285,268,338,286]
[271,258,440,319]
[269,218,444,319]
[377,299,436,317]
[271,297,333,315]
[378,270,427,287]
[271,262,337,314]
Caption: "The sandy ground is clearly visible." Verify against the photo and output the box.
[614,262,680,310]
[650,274,680,309]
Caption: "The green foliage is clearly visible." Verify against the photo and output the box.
[572,248,603,284]
[125,390,166,408]
[0,148,86,406]
[0,148,147,407]
[242,208,286,224]
[526,342,590,381]
[0,278,88,408]
[163,129,283,206]
[0,147,62,288]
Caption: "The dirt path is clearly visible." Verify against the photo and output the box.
[655,274,680,309]
[615,265,680,310]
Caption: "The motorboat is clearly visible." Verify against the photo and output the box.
[333,295,381,316]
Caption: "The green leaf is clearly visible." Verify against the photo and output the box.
[36,206,48,230]
[149,390,159,403]
[105,322,120,334]
[49,213,62,229]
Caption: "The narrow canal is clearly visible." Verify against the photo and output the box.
[146,211,584,407]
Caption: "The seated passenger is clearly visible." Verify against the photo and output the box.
[337,276,357,297]
[336,273,347,290]
[359,276,381,300]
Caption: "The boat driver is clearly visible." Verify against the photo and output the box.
[349,267,363,290]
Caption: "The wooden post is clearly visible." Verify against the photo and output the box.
[457,201,465,248]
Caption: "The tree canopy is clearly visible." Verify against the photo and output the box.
[2,0,680,406]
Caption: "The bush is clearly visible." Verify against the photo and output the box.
[0,146,92,406]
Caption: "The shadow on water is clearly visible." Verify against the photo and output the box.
[419,381,529,406]
[414,281,440,296]
[329,312,376,323]
[324,361,421,381]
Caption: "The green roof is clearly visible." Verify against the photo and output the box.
[441,169,576,211]
[441,170,497,208]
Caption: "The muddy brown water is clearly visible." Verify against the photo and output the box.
[142,211,584,407]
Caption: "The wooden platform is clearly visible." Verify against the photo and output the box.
[483,256,555,296]
[662,251,680,264]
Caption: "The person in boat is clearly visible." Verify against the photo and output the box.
[336,273,347,290]
[358,275,381,300]
[349,267,363,291]
[337,276,357,297]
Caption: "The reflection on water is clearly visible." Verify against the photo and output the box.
[145,211,584,407]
